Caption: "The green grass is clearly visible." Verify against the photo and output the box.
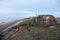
[9,23,60,40]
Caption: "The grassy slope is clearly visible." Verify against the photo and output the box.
[8,23,60,40]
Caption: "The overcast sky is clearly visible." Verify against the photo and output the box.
[0,0,60,21]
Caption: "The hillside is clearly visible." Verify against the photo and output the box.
[8,23,60,40]
[56,18,60,23]
[0,20,20,32]
[7,17,60,40]
[0,16,60,40]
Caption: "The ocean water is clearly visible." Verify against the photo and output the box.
[0,13,23,23]
[0,13,35,23]
[0,13,59,23]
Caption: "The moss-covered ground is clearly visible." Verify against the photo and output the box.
[8,23,60,40]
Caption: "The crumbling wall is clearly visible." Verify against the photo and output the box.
[37,15,57,26]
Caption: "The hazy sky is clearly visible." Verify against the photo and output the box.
[0,0,60,21]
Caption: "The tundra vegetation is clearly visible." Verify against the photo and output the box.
[9,23,60,40]
[1,15,60,40]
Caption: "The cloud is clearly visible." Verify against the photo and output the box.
[17,10,36,14]
[0,0,60,13]
[0,0,60,18]
[0,0,14,14]
[0,7,15,13]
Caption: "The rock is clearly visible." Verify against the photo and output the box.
[49,26,56,28]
